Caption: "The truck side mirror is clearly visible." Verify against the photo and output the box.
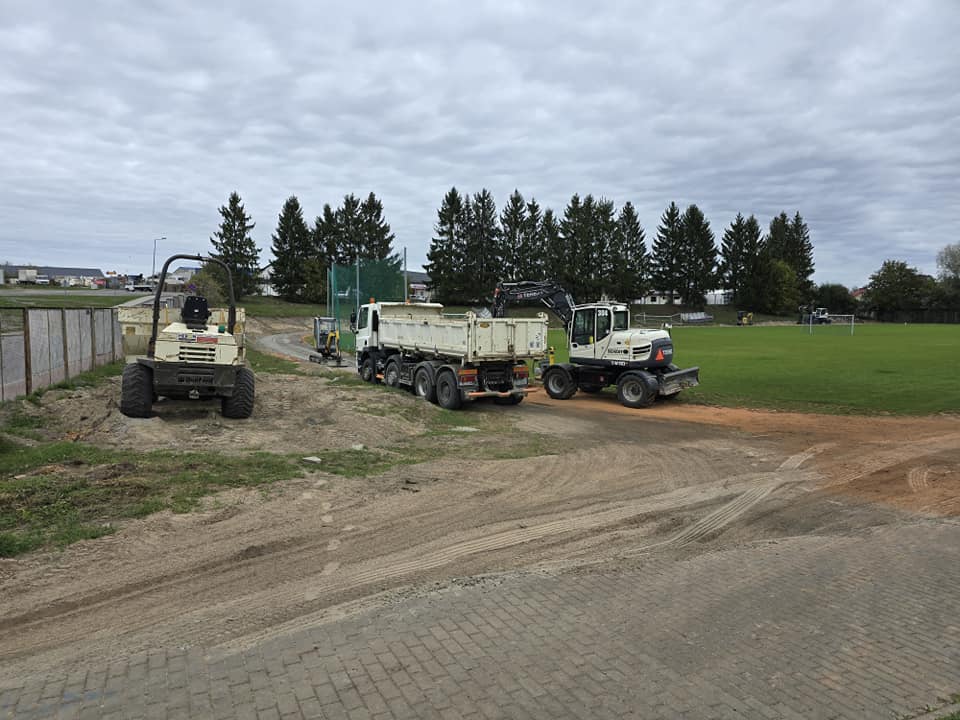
[371,311,379,332]
[349,311,357,332]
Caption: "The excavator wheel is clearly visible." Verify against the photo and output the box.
[616,371,657,409]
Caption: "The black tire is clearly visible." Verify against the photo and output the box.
[494,394,523,405]
[578,383,603,394]
[436,371,462,410]
[222,367,255,419]
[616,371,657,409]
[413,366,437,403]
[543,367,573,400]
[120,362,153,418]
[383,358,401,388]
[359,356,376,383]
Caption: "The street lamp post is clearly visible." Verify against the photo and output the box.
[152,236,166,284]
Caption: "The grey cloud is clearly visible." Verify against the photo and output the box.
[0,0,958,287]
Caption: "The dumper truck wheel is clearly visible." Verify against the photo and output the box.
[120,362,153,418]
[360,357,376,383]
[543,367,574,400]
[383,358,401,388]
[414,366,437,403]
[222,367,255,419]
[616,371,657,409]
[436,371,462,410]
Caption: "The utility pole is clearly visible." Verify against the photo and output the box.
[403,247,408,303]
[152,236,166,282]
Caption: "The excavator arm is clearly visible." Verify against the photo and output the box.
[491,280,577,326]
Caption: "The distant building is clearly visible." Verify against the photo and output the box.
[164,266,200,292]
[2,264,105,287]
[705,289,733,305]
[258,263,277,297]
[639,290,682,305]
[406,270,431,301]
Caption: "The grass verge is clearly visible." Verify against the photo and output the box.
[0,437,303,557]
[246,347,303,375]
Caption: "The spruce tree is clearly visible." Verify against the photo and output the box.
[499,190,527,281]
[335,194,363,263]
[650,202,684,300]
[612,202,647,302]
[522,199,544,280]
[315,203,341,264]
[766,212,791,263]
[209,191,260,298]
[424,187,465,303]
[559,194,586,298]
[270,195,310,302]
[590,198,617,299]
[789,212,815,298]
[719,213,748,302]
[359,192,396,260]
[737,214,764,307]
[465,189,500,301]
[679,204,717,307]
[304,204,339,304]
[541,208,564,287]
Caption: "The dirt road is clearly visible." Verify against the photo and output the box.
[1,344,958,686]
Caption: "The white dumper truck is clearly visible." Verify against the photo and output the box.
[351,301,548,409]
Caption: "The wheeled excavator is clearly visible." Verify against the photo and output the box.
[492,280,700,408]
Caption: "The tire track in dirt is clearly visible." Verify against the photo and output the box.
[628,442,839,554]
[0,464,815,681]
[907,466,931,493]
[4,415,954,684]
[819,433,960,487]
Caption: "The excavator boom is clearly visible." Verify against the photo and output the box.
[491,280,577,326]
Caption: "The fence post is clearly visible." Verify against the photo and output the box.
[90,308,97,369]
[111,308,118,361]
[61,308,70,381]
[23,309,32,395]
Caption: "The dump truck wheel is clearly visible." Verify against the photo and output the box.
[360,357,376,383]
[436,371,462,410]
[414,366,437,403]
[120,362,153,418]
[616,371,657,409]
[222,367,255,419]
[383,358,401,388]
[543,367,574,400]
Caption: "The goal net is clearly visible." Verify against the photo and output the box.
[805,314,857,335]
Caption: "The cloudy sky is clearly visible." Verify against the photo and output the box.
[1,1,957,287]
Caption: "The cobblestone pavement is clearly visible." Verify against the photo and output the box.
[3,520,959,720]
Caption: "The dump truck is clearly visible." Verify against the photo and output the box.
[351,301,548,409]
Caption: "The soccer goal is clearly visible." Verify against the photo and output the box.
[807,314,857,335]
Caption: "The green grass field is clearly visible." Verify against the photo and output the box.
[547,324,960,416]
[0,291,142,309]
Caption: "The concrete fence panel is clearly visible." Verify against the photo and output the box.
[27,309,53,391]
[0,307,122,401]
[0,333,27,401]
[77,308,93,373]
